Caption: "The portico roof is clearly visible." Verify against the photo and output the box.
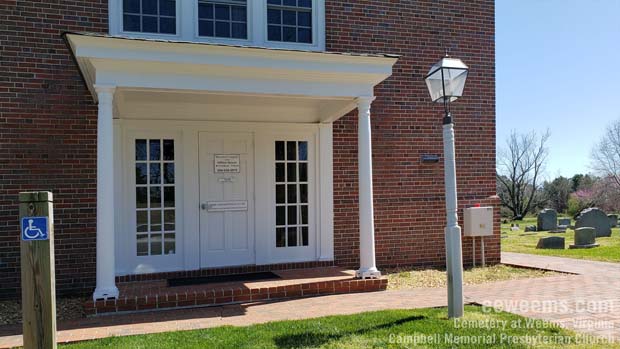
[64,32,398,123]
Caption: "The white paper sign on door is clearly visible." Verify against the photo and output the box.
[214,154,240,173]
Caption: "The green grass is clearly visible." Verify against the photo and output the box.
[387,264,559,290]
[501,217,620,262]
[61,306,616,349]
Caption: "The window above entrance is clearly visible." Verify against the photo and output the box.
[109,0,325,51]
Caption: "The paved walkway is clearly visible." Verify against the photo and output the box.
[1,253,619,347]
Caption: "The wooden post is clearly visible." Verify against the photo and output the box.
[19,191,57,349]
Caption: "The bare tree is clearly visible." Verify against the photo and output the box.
[591,119,620,188]
[497,130,550,219]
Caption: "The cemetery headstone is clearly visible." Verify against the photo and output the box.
[575,208,611,237]
[608,214,618,228]
[525,225,537,232]
[569,227,599,249]
[558,218,571,227]
[537,209,557,231]
[536,236,565,249]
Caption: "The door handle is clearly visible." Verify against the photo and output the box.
[201,203,208,210]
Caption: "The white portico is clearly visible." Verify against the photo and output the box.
[65,33,397,300]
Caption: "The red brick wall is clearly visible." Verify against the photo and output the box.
[327,0,499,269]
[0,0,496,299]
[0,1,107,299]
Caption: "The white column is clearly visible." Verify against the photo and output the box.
[443,119,464,318]
[93,85,119,301]
[355,96,381,279]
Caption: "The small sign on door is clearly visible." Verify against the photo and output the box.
[214,154,240,173]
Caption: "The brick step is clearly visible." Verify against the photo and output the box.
[84,269,387,315]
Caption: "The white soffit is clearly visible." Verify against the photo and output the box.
[65,33,398,122]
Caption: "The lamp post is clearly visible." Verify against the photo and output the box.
[424,55,469,319]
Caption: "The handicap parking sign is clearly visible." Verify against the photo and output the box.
[21,217,49,241]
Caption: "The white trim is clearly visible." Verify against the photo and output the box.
[111,0,183,40]
[66,33,396,106]
[93,84,119,300]
[318,123,333,261]
[117,128,185,276]
[114,119,331,275]
[109,0,325,51]
[262,0,325,51]
[192,0,255,46]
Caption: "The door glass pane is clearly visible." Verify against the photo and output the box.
[164,163,175,184]
[135,139,147,160]
[298,141,307,161]
[287,163,296,182]
[301,227,308,246]
[150,163,161,184]
[163,187,175,207]
[274,140,310,248]
[287,184,296,203]
[301,205,308,224]
[137,211,148,232]
[164,210,175,231]
[276,185,286,204]
[150,234,162,255]
[164,233,176,254]
[300,184,308,203]
[275,163,285,182]
[299,163,307,182]
[288,205,297,225]
[136,163,147,184]
[134,139,176,256]
[286,141,296,160]
[287,227,297,246]
[275,141,285,160]
[150,187,161,208]
[136,187,148,208]
[163,139,175,160]
[276,206,286,226]
[137,234,149,256]
[149,140,161,160]
[276,228,286,247]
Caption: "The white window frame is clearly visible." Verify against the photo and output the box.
[193,0,255,46]
[109,0,325,51]
[110,0,183,40]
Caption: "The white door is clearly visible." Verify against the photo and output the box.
[199,133,254,268]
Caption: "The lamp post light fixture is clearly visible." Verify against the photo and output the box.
[424,55,469,319]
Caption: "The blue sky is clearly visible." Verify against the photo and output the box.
[496,0,620,179]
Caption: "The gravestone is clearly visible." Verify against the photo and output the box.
[558,218,571,227]
[608,214,618,228]
[549,227,566,233]
[525,225,537,232]
[575,208,611,237]
[537,209,557,231]
[536,236,565,249]
[569,227,599,249]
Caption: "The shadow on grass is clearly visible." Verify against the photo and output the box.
[272,315,426,348]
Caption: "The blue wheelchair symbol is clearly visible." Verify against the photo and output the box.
[21,217,48,241]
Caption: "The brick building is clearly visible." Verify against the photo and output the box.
[0,0,497,301]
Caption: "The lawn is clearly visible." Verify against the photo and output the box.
[501,217,620,262]
[62,306,615,349]
[386,264,559,290]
